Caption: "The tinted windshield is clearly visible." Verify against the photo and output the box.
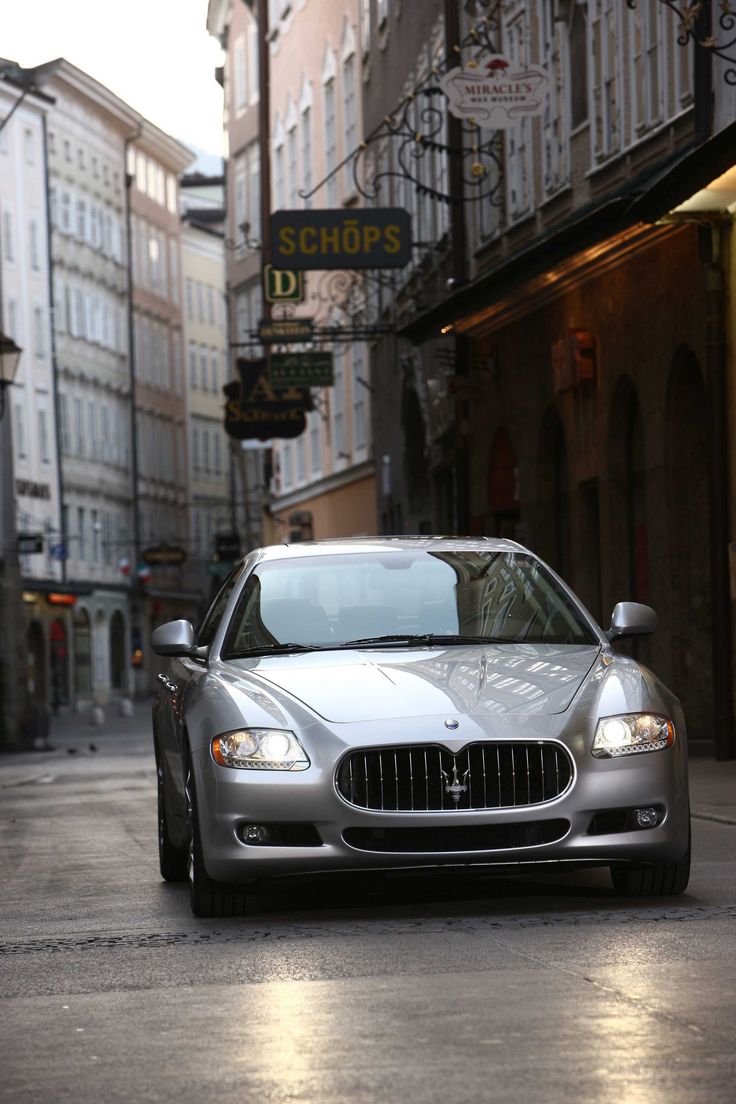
[220,549,597,655]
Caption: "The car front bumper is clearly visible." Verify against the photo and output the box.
[193,740,690,884]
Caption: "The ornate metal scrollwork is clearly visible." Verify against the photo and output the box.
[303,0,735,215]
[301,2,507,210]
[626,1,736,85]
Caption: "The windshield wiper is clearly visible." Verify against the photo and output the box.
[335,634,516,649]
[225,643,323,658]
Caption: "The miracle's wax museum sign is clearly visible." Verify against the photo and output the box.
[440,56,550,129]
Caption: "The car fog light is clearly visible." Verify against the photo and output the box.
[242,824,270,844]
[634,806,660,829]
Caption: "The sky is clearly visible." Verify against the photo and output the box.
[2,0,225,159]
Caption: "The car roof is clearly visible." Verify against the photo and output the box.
[248,535,531,563]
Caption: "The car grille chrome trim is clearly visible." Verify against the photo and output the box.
[335,742,573,812]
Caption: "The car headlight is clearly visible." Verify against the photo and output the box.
[211,729,310,771]
[592,713,674,758]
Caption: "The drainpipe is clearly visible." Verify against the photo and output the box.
[124,125,144,695]
[444,0,469,535]
[41,113,67,589]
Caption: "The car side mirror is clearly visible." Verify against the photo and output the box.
[151,619,201,657]
[606,602,658,640]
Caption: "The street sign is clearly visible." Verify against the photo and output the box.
[263,265,305,303]
[141,545,187,566]
[269,352,334,388]
[259,318,314,344]
[270,208,412,270]
[18,533,43,555]
[50,543,67,562]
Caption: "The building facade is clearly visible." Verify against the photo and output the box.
[207,0,268,557]
[179,171,234,604]
[208,0,377,546]
[0,66,58,746]
[390,0,736,757]
[24,60,139,713]
[126,123,195,692]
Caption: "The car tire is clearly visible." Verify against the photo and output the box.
[610,822,691,897]
[186,765,250,918]
[157,761,188,882]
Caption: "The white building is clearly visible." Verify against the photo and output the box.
[0,65,64,717]
[32,60,139,708]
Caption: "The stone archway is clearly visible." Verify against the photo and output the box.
[665,346,711,743]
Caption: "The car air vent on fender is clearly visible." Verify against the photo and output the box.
[335,742,573,812]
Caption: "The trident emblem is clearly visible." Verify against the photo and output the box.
[441,758,470,805]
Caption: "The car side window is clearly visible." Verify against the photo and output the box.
[196,567,242,647]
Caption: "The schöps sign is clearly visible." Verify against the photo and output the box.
[270,208,412,270]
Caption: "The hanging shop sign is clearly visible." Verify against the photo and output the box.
[269,352,334,388]
[17,532,44,555]
[214,532,241,562]
[440,56,550,130]
[263,265,305,303]
[258,318,314,344]
[270,208,412,270]
[223,358,310,440]
[142,545,187,566]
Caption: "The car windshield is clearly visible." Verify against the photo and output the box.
[220,549,598,656]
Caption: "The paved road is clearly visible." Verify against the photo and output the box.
[2,710,736,1103]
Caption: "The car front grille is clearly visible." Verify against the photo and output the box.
[336,742,573,812]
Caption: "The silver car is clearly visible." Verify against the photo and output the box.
[151,537,690,917]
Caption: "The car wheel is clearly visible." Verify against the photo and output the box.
[186,765,250,918]
[157,761,188,882]
[610,821,691,897]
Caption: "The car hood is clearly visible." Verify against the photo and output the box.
[232,643,601,723]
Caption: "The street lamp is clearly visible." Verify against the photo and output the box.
[0,332,22,420]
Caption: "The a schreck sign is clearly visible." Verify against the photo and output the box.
[270,208,412,270]
[223,359,311,440]
[440,56,550,129]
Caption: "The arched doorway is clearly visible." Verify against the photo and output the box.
[49,618,69,710]
[488,428,520,538]
[26,621,47,704]
[73,607,92,697]
[110,610,126,691]
[537,407,569,577]
[666,347,711,743]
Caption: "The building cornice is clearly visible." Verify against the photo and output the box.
[33,58,139,135]
[267,460,375,515]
